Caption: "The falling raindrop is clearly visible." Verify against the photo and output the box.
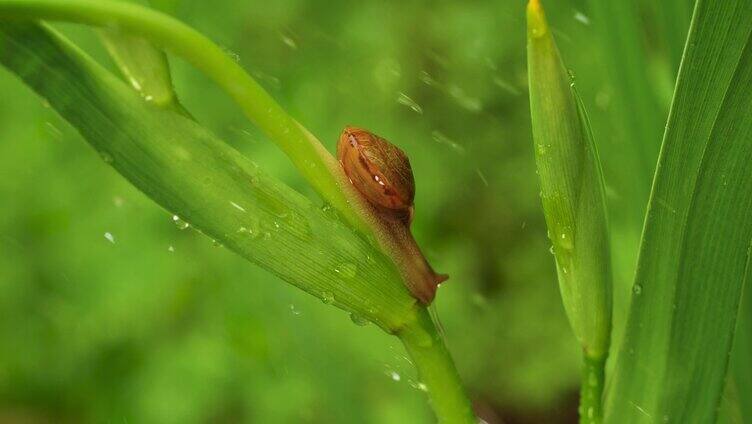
[280,33,298,49]
[230,201,247,213]
[431,131,465,154]
[574,11,591,26]
[396,92,423,114]
[476,169,489,187]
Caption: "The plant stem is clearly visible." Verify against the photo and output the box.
[398,307,475,424]
[0,0,367,235]
[579,353,606,424]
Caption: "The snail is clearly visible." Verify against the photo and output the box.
[337,126,447,304]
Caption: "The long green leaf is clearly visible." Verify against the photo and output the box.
[0,22,418,331]
[605,0,752,421]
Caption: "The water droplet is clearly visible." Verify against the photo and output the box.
[574,11,591,25]
[409,380,428,392]
[587,407,594,419]
[390,371,401,382]
[280,33,297,49]
[289,304,301,316]
[561,266,569,274]
[143,94,154,102]
[44,122,63,140]
[475,169,489,187]
[172,215,190,230]
[633,284,643,295]
[350,313,368,326]
[223,47,240,62]
[100,151,114,164]
[212,239,223,248]
[320,203,338,220]
[396,92,423,114]
[104,232,115,244]
[230,201,247,213]
[448,84,482,112]
[168,245,175,252]
[431,130,465,154]
[549,245,555,255]
[419,70,437,86]
[112,196,125,208]
[321,292,335,305]
[335,263,357,279]
[536,144,548,155]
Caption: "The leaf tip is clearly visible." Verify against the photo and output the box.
[527,0,549,39]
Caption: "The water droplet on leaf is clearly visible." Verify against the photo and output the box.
[172,215,190,230]
[350,313,368,326]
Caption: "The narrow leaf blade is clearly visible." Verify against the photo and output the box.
[605,0,752,421]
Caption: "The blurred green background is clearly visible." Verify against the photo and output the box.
[0,0,680,422]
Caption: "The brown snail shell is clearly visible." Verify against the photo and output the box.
[337,126,415,223]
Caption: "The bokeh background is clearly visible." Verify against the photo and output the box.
[0,0,680,422]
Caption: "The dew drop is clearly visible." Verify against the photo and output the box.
[172,215,190,230]
[350,313,369,326]
[168,245,175,252]
[104,232,115,244]
[633,284,643,295]
[212,239,223,248]
[321,291,335,305]
[289,304,301,316]
[100,151,114,164]
[390,371,401,382]
[335,263,357,279]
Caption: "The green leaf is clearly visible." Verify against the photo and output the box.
[99,27,177,107]
[527,0,612,361]
[584,0,667,318]
[0,22,418,331]
[731,285,752,423]
[605,0,752,421]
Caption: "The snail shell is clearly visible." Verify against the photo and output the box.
[337,126,415,223]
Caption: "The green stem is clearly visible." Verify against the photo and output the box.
[398,307,475,424]
[579,353,606,424]
[0,0,367,234]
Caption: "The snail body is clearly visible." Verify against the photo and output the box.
[337,126,447,304]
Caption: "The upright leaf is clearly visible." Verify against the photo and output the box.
[527,2,612,420]
[605,0,752,421]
